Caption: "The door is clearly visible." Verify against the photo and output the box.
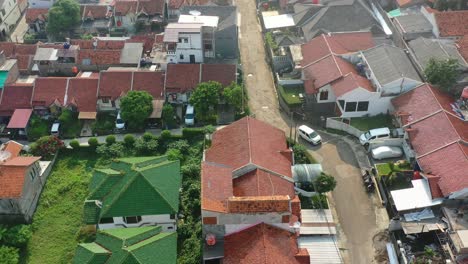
[190,55,195,63]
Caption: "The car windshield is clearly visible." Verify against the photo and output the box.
[186,114,194,119]
[364,132,371,139]
[310,131,318,138]
[116,119,124,124]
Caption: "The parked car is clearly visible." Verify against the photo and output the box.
[371,146,403,160]
[51,122,60,137]
[184,105,195,126]
[298,125,322,145]
[359,127,391,146]
[115,112,125,130]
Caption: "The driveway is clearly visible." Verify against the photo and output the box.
[236,1,388,263]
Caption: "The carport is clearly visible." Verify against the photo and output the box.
[7,109,33,137]
[78,112,97,137]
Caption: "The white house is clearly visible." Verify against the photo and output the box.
[0,0,23,41]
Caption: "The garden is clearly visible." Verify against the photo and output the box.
[349,114,395,132]
[6,127,208,264]
[278,85,305,108]
[375,160,413,191]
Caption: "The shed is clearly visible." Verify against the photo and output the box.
[7,109,33,129]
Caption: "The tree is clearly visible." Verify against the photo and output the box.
[46,0,80,38]
[0,225,32,247]
[314,173,337,194]
[31,136,65,159]
[120,91,153,130]
[0,246,19,264]
[424,58,459,93]
[223,83,243,112]
[162,104,176,129]
[189,81,222,121]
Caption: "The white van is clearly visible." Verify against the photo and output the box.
[51,122,60,137]
[298,125,322,145]
[359,127,391,146]
[185,105,195,126]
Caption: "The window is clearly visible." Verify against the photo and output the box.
[319,91,328,100]
[178,37,188,43]
[170,214,175,219]
[338,100,345,109]
[345,102,357,112]
[357,101,369,112]
[204,43,213,50]
[167,226,174,230]
[99,217,114,224]
[124,216,142,224]
[179,54,184,60]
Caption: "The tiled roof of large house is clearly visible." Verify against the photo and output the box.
[25,8,48,24]
[0,43,37,71]
[71,39,125,50]
[98,70,133,99]
[434,10,468,37]
[0,84,33,116]
[114,0,164,15]
[392,83,468,198]
[223,223,306,264]
[202,117,295,213]
[73,226,177,264]
[67,77,99,112]
[408,37,467,70]
[77,49,122,65]
[132,71,165,99]
[362,44,421,86]
[0,42,15,56]
[330,72,374,97]
[301,32,375,64]
[83,156,181,224]
[32,77,68,107]
[200,64,236,87]
[80,4,111,20]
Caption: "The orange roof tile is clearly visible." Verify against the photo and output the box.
[435,11,468,37]
[3,141,23,159]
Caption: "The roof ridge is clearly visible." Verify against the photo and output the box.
[302,53,333,69]
[417,140,460,159]
[100,173,138,216]
[403,109,443,127]
[140,174,177,212]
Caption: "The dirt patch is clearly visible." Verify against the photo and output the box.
[373,231,390,263]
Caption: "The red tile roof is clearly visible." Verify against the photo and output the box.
[132,71,164,99]
[435,11,468,37]
[457,35,468,62]
[77,49,121,65]
[81,4,111,19]
[426,174,443,199]
[201,64,237,87]
[67,77,99,112]
[25,8,48,24]
[98,70,132,99]
[330,72,374,97]
[3,156,41,166]
[223,223,302,264]
[0,84,33,116]
[7,109,33,129]
[166,64,201,93]
[71,39,125,50]
[202,117,295,213]
[15,44,38,55]
[0,42,15,57]
[16,55,33,71]
[301,33,375,66]
[32,78,68,107]
[114,0,164,15]
[418,143,468,197]
[392,83,468,197]
[233,169,295,197]
[227,196,291,213]
[3,141,24,159]
[128,34,156,52]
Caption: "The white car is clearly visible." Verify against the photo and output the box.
[115,112,125,129]
[371,146,403,160]
[298,125,322,145]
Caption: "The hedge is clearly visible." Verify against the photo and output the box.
[182,128,205,141]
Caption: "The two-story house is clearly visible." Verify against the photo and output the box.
[0,141,48,223]
[83,156,182,232]
[164,22,205,64]
[0,0,23,41]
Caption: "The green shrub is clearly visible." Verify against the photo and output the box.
[69,139,80,149]
[203,125,216,134]
[134,137,158,156]
[142,132,155,142]
[160,130,171,140]
[182,128,205,141]
[31,136,64,159]
[96,142,124,158]
[166,149,183,161]
[105,135,116,145]
[88,137,99,148]
[123,134,135,147]
[0,246,19,264]
[311,194,328,209]
[162,104,177,129]
[27,115,49,141]
[168,140,190,154]
[0,224,32,247]
[181,162,200,179]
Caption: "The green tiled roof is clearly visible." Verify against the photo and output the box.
[83,156,181,224]
[83,200,101,225]
[73,226,176,264]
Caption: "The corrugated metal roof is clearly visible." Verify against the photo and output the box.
[300,209,336,235]
[299,236,343,264]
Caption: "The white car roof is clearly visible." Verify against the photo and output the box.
[368,127,390,136]
[298,125,315,134]
[372,146,400,154]
[51,123,60,131]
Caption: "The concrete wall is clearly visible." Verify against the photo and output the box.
[215,25,238,59]
[277,77,303,86]
[338,88,394,118]
[316,84,336,103]
[0,0,21,34]
[99,214,177,232]
[202,210,290,225]
[29,0,54,8]
[326,118,363,138]
[175,32,203,63]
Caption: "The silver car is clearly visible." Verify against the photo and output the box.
[371,146,403,160]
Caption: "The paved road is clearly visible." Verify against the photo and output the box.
[236,1,388,263]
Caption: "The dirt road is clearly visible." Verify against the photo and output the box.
[236,0,388,263]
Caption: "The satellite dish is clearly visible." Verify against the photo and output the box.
[189,10,201,16]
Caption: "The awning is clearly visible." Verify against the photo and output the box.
[78,112,97,120]
[7,109,33,129]
[390,179,444,211]
[149,100,164,119]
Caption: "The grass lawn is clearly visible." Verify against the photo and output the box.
[375,161,411,177]
[350,114,394,132]
[24,148,101,264]
[279,85,304,107]
[376,161,412,191]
